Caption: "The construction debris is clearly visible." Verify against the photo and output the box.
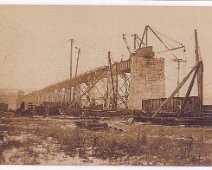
[75,120,108,130]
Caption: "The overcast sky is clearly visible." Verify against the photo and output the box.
[0,5,211,104]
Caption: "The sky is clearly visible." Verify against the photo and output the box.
[0,5,212,104]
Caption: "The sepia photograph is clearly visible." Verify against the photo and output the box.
[0,1,212,167]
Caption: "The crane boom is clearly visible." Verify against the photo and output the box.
[122,34,131,54]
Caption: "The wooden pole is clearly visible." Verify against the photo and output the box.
[75,48,80,76]
[72,48,80,103]
[178,65,200,117]
[152,62,201,117]
[133,34,137,51]
[139,26,147,48]
[108,51,116,110]
[146,25,148,47]
[115,62,119,110]
[177,61,180,96]
[195,29,203,113]
[69,39,74,103]
[200,61,203,113]
[122,34,131,54]
[172,58,186,97]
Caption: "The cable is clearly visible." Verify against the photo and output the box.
[148,26,185,61]
[152,27,183,46]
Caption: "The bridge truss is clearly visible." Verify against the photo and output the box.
[19,58,131,111]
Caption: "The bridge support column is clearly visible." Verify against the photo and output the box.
[128,46,165,110]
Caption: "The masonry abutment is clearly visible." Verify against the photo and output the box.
[128,46,165,110]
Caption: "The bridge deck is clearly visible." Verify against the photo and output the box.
[25,58,131,96]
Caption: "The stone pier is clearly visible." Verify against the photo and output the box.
[128,46,165,110]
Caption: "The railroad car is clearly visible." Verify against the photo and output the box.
[142,96,201,114]
[0,103,8,113]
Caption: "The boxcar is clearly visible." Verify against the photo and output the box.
[0,103,9,112]
[142,96,200,113]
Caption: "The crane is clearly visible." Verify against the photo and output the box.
[122,34,132,54]
[137,25,186,56]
